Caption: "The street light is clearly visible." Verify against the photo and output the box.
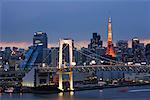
[72,62,76,66]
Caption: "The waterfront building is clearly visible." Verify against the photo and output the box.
[0,70,25,87]
[0,47,26,71]
[10,51,24,71]
[125,73,150,82]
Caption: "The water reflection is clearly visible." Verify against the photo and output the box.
[19,92,23,96]
[57,91,74,100]
[99,89,103,93]
[70,91,74,96]
[0,86,150,100]
[9,93,12,96]
[58,92,63,97]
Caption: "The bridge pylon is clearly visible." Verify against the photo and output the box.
[58,39,74,91]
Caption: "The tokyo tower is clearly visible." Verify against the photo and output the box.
[106,17,116,57]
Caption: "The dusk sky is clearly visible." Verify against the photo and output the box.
[0,0,150,48]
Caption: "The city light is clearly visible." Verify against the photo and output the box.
[58,92,63,97]
[0,0,149,99]
[70,91,74,96]
[42,63,46,67]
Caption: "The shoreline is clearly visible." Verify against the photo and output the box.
[73,83,150,92]
[1,83,150,94]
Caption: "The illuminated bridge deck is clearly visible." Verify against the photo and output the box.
[37,65,150,73]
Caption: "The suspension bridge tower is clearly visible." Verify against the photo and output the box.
[106,17,116,57]
[57,39,74,91]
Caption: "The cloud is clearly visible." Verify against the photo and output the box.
[48,43,58,48]
[0,39,150,50]
[48,40,90,49]
[0,41,90,49]
[75,40,89,49]
[0,42,31,49]
[128,39,150,48]
[141,39,150,44]
[0,41,58,49]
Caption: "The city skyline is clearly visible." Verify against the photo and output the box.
[0,0,150,99]
[0,35,150,49]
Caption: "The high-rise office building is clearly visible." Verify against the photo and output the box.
[88,33,103,49]
[132,38,146,63]
[43,48,51,64]
[33,31,48,48]
[50,47,59,67]
[87,33,105,64]
[132,37,140,49]
[145,44,150,64]
[116,40,128,62]
[4,47,12,61]
[0,47,2,51]
[74,48,83,66]
[116,40,128,50]
[33,31,49,64]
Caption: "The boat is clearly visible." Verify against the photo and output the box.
[4,87,14,93]
[0,87,3,93]
[32,85,62,94]
[119,87,128,93]
[129,89,150,92]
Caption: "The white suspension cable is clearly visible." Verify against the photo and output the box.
[75,42,122,64]
[42,42,69,65]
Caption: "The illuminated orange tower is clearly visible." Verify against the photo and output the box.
[106,17,116,57]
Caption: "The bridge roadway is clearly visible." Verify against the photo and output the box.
[37,65,150,73]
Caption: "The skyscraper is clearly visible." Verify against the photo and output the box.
[88,33,103,49]
[132,37,140,50]
[132,38,146,63]
[116,40,128,62]
[33,31,49,64]
[33,31,48,48]
[50,47,59,67]
[106,17,116,57]
[145,44,150,64]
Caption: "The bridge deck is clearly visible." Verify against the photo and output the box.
[37,65,150,73]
